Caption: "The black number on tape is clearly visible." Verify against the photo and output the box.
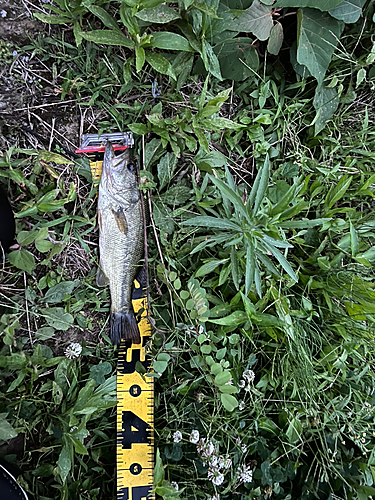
[130,463,142,475]
[130,385,141,397]
[118,411,151,449]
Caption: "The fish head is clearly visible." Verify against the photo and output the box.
[102,141,137,193]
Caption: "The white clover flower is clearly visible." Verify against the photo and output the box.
[173,431,182,443]
[237,464,253,483]
[218,455,225,468]
[171,481,179,491]
[238,379,246,389]
[1,9,7,17]
[65,342,82,359]
[208,468,224,486]
[224,457,232,469]
[238,400,245,411]
[241,443,248,453]
[190,429,200,444]
[205,440,215,456]
[210,455,218,467]
[243,369,255,383]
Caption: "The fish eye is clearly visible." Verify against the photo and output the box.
[127,163,135,172]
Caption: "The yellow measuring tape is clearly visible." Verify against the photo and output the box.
[89,155,154,500]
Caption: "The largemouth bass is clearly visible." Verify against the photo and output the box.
[97,142,144,344]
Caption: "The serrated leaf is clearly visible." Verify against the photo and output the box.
[35,239,54,253]
[136,4,180,23]
[296,9,344,85]
[329,0,365,23]
[313,84,339,135]
[267,22,283,55]
[8,249,35,273]
[235,0,273,40]
[80,30,134,48]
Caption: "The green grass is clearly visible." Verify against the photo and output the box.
[1,1,375,499]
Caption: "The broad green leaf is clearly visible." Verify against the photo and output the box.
[35,239,54,253]
[87,6,121,31]
[286,418,302,444]
[195,259,229,277]
[8,249,35,274]
[324,175,352,209]
[253,154,270,214]
[80,30,134,49]
[43,281,78,303]
[149,32,193,51]
[202,39,222,80]
[181,216,241,232]
[0,416,18,440]
[154,360,168,373]
[275,0,343,9]
[128,123,148,135]
[215,38,259,81]
[70,437,88,455]
[209,311,247,325]
[154,449,165,486]
[219,385,239,394]
[40,307,74,331]
[329,0,365,23]
[280,218,332,228]
[234,0,273,41]
[203,117,243,130]
[350,221,359,256]
[210,176,249,221]
[296,9,344,85]
[231,246,239,290]
[38,151,73,164]
[17,230,37,246]
[135,4,180,23]
[313,84,339,135]
[245,243,255,295]
[157,153,177,190]
[34,13,72,24]
[89,362,112,385]
[215,371,231,385]
[267,22,284,55]
[58,445,72,483]
[146,52,176,79]
[119,4,140,36]
[135,46,146,72]
[220,393,238,411]
[264,243,297,282]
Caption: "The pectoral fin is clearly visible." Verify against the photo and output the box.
[96,266,109,287]
[112,206,128,234]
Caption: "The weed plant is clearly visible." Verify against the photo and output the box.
[1,1,375,500]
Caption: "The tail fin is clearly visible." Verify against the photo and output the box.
[110,311,141,345]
